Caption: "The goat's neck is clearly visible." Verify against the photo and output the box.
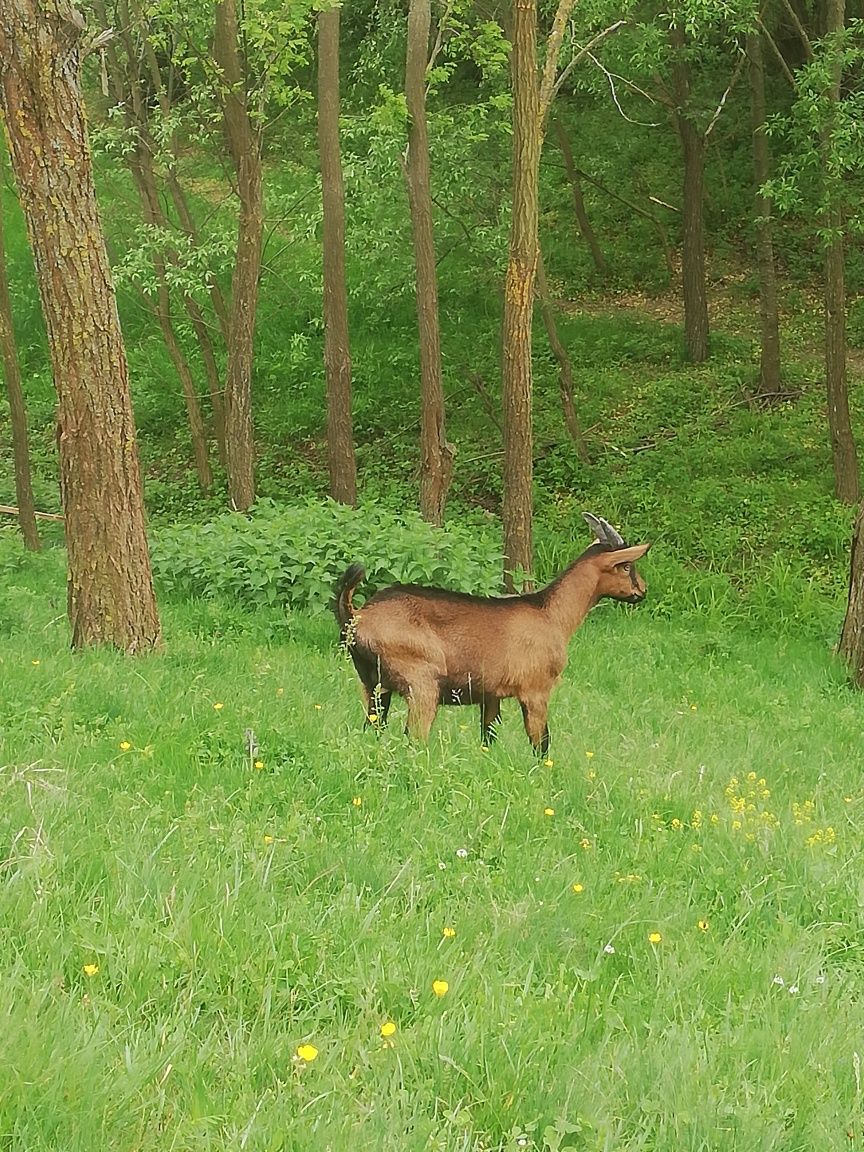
[542,561,600,638]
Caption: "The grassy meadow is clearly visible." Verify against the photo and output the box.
[3,85,864,1150]
[2,537,863,1151]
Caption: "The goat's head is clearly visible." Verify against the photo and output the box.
[582,513,651,604]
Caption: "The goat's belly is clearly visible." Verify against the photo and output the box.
[438,677,487,706]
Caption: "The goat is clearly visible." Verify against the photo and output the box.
[334,513,650,755]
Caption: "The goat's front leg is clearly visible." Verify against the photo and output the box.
[480,695,502,746]
[519,695,550,758]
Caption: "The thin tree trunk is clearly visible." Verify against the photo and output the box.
[405,0,453,526]
[0,164,40,550]
[214,0,262,512]
[154,274,214,492]
[0,0,160,650]
[747,30,782,399]
[101,0,217,488]
[140,29,233,356]
[839,501,864,685]
[536,249,589,461]
[823,0,859,503]
[184,294,227,466]
[502,0,540,590]
[318,5,357,507]
[553,116,606,276]
[670,26,710,364]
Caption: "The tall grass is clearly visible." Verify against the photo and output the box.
[1,538,862,1150]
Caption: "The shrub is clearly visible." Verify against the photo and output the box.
[149,498,502,613]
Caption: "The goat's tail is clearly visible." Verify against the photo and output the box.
[334,563,366,635]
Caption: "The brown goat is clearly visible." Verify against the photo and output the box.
[335,513,650,755]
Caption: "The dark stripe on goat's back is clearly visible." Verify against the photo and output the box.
[363,542,618,611]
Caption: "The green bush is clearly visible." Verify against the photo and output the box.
[149,497,502,613]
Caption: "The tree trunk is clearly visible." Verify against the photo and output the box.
[670,26,710,364]
[318,5,357,507]
[747,30,782,400]
[839,501,864,685]
[214,0,263,512]
[823,0,859,503]
[405,0,453,526]
[0,0,160,650]
[536,249,589,461]
[99,0,214,492]
[502,0,540,590]
[0,161,40,550]
[553,116,606,276]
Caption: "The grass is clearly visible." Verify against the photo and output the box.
[2,536,863,1151]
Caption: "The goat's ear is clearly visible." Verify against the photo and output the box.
[601,543,650,567]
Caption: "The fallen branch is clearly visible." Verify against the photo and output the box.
[0,504,64,522]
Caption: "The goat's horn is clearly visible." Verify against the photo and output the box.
[582,512,606,542]
[598,517,626,547]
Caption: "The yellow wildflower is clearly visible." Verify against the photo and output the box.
[351,796,362,808]
[380,1021,396,1038]
[697,919,709,932]
[432,980,449,998]
[263,835,274,845]
[254,760,264,770]
[213,702,224,711]
[580,838,592,850]
[585,750,594,758]
[296,1044,318,1062]
[544,807,555,817]
[83,963,99,976]
[648,932,662,944]
[119,741,131,751]
[314,704,322,710]
[442,926,456,938]
[572,883,584,894]
[544,758,554,767]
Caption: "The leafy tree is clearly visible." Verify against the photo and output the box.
[766,8,862,502]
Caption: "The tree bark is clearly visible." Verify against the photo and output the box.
[502,0,540,590]
[670,26,710,364]
[839,501,864,685]
[214,0,262,512]
[747,30,782,400]
[822,0,859,503]
[0,0,160,650]
[536,249,589,461]
[553,116,606,276]
[405,0,453,526]
[318,5,357,507]
[0,161,40,550]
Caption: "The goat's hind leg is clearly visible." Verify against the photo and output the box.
[519,695,550,758]
[405,677,439,742]
[480,695,502,747]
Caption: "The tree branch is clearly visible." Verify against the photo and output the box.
[552,20,628,104]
